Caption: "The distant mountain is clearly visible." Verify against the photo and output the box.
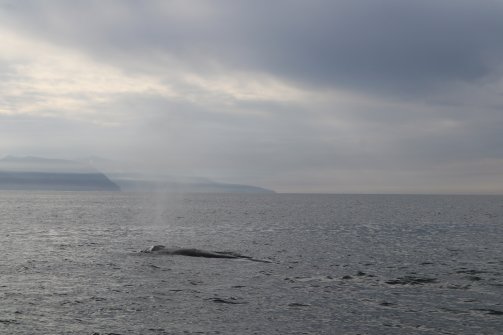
[110,177,275,194]
[0,156,120,191]
[81,157,276,193]
[0,156,275,193]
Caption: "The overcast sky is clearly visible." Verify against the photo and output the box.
[1,0,503,193]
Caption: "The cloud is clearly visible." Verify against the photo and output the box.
[1,0,503,193]
[4,0,503,95]
[0,26,177,125]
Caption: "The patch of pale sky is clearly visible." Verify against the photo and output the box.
[0,24,321,125]
[183,72,310,104]
[0,27,177,122]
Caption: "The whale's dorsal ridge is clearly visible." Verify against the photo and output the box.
[139,245,272,263]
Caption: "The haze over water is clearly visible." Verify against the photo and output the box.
[1,191,502,334]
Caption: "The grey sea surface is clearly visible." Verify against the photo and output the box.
[0,192,502,334]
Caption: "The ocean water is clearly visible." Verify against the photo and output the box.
[0,192,502,334]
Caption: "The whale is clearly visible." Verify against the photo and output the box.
[140,245,271,263]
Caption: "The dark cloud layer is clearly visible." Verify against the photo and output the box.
[3,0,503,96]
